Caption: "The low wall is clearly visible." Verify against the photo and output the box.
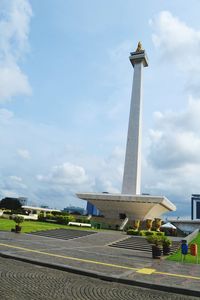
[170,220,200,235]
[185,228,199,244]
[12,214,38,220]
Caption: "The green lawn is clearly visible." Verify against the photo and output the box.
[167,233,200,264]
[0,218,97,233]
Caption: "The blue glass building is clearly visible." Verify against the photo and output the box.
[191,194,200,220]
[86,201,100,216]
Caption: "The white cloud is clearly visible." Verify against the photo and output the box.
[8,175,27,189]
[151,11,200,67]
[143,97,200,202]
[88,40,132,121]
[147,12,200,204]
[0,174,27,200]
[0,65,31,100]
[9,175,22,182]
[34,146,124,206]
[90,147,124,193]
[0,0,32,102]
[93,178,120,194]
[0,108,14,124]
[150,11,200,95]
[37,162,89,186]
[0,189,19,198]
[17,148,30,159]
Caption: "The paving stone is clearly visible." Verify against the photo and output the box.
[0,257,197,300]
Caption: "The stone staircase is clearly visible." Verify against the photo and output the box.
[109,236,181,254]
[28,228,96,241]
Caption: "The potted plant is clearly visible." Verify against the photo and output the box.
[13,216,24,233]
[146,219,153,231]
[133,220,140,231]
[147,235,162,259]
[162,236,172,255]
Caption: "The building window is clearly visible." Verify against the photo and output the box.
[119,213,126,220]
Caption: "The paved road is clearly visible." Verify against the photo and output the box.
[0,257,198,300]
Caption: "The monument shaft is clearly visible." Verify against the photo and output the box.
[122,48,148,195]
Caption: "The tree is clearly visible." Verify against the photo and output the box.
[13,215,24,233]
[0,197,22,210]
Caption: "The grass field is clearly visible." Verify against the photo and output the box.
[167,233,200,264]
[0,218,96,233]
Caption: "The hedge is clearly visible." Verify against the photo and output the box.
[127,229,140,236]
[140,230,155,237]
[155,231,165,236]
[38,213,75,224]
[127,229,165,237]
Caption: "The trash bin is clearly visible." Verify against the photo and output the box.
[190,243,198,256]
[181,240,188,255]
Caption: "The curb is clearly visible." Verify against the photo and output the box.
[0,251,200,297]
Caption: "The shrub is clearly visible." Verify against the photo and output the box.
[55,215,68,225]
[46,213,54,220]
[68,215,76,223]
[56,215,75,225]
[161,236,172,246]
[145,231,155,236]
[51,211,69,216]
[0,198,21,210]
[155,231,165,237]
[139,230,146,236]
[38,213,75,225]
[139,230,155,237]
[3,210,12,215]
[38,212,46,222]
[147,235,162,246]
[11,209,24,215]
[75,217,90,224]
[13,215,24,225]
[127,229,140,236]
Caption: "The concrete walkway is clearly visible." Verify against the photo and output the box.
[0,230,200,298]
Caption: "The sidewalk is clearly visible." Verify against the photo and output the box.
[0,230,200,298]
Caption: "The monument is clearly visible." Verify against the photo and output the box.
[77,42,176,227]
[122,41,147,195]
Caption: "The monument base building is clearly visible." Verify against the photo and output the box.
[77,193,176,227]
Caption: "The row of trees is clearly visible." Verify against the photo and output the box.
[0,198,22,210]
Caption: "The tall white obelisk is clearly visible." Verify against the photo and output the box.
[77,42,176,222]
[122,42,148,195]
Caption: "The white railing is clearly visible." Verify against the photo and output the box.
[68,222,91,228]
[119,217,129,230]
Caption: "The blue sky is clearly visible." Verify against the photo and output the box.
[1,0,200,216]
